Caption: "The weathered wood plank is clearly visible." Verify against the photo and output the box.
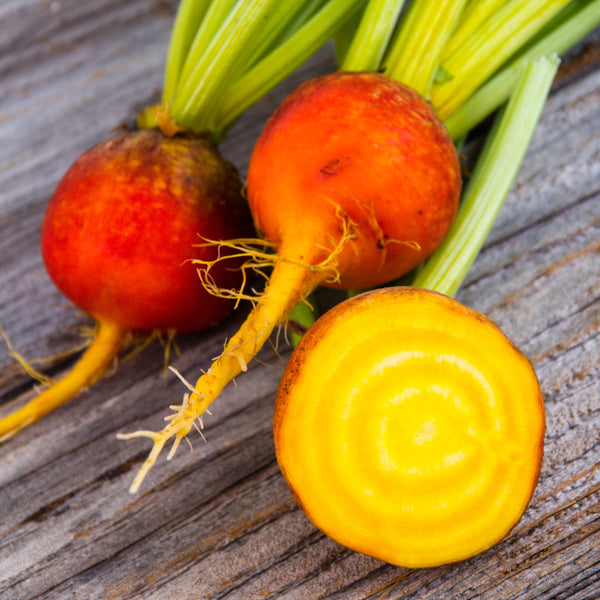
[0,1,599,599]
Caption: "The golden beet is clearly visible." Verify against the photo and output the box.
[274,287,545,568]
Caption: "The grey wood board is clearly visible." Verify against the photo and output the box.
[0,1,599,599]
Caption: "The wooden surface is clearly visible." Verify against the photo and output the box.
[1,2,599,598]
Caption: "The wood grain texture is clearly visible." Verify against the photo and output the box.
[0,2,599,599]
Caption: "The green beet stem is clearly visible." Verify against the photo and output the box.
[384,0,469,97]
[441,0,509,59]
[216,0,365,135]
[340,0,407,72]
[431,0,572,118]
[413,55,561,297]
[444,0,600,140]
[169,0,282,131]
[162,0,212,104]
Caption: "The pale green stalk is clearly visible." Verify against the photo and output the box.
[162,0,212,103]
[276,0,326,44]
[340,0,407,71]
[333,9,364,66]
[431,0,571,118]
[444,0,600,140]
[238,0,326,73]
[217,0,365,133]
[169,0,283,130]
[413,55,560,297]
[442,0,509,58]
[384,0,469,97]
[172,0,238,102]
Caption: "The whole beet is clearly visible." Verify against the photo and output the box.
[0,129,253,442]
[42,129,253,333]
[247,71,461,289]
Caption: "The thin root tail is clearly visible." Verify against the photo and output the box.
[120,253,330,492]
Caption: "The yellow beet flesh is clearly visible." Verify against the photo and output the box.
[274,287,545,568]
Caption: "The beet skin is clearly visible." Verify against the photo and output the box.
[41,129,253,333]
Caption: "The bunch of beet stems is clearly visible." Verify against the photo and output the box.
[139,0,367,138]
[121,0,600,493]
[0,0,365,441]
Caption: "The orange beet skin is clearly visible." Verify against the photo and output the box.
[41,130,253,333]
[247,71,462,289]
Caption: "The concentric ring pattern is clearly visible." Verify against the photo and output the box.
[274,287,544,568]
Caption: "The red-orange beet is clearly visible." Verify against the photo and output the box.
[41,129,251,333]
[247,71,461,289]
[0,129,252,441]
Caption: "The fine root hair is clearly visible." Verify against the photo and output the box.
[191,231,351,306]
